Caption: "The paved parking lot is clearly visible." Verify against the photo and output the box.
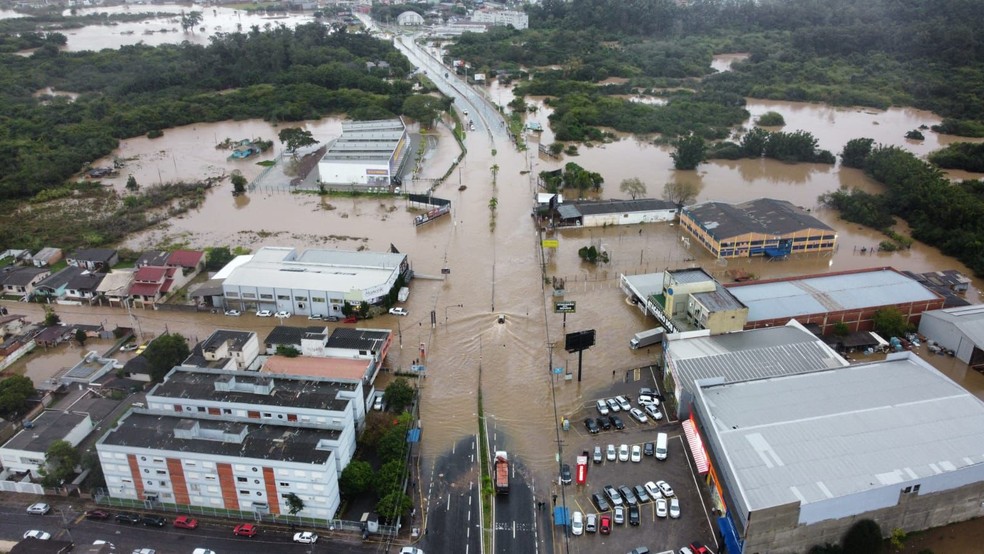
[555,368,719,554]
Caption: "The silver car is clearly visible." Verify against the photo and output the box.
[596,399,610,416]
[606,398,621,413]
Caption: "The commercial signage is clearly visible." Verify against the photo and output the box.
[554,301,576,313]
[542,239,559,248]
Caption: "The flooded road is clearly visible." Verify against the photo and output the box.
[7,38,984,513]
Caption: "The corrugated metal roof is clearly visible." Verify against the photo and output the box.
[920,305,984,347]
[223,248,405,294]
[573,198,677,216]
[728,268,939,322]
[684,198,832,240]
[702,353,984,511]
[623,272,665,298]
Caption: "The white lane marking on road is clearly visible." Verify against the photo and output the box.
[513,521,516,539]
[447,494,452,511]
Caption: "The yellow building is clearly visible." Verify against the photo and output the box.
[680,198,836,259]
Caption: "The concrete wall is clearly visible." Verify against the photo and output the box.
[581,208,676,227]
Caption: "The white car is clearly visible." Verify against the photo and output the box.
[399,549,424,554]
[293,531,318,543]
[606,444,617,462]
[630,445,642,462]
[656,479,675,497]
[615,395,632,411]
[274,310,292,318]
[389,307,409,316]
[571,511,584,536]
[644,480,662,500]
[596,399,610,416]
[618,444,629,462]
[192,550,216,554]
[639,394,659,407]
[224,309,241,316]
[669,497,680,518]
[606,398,621,412]
[644,404,663,421]
[629,407,648,424]
[23,530,51,540]
[26,503,50,515]
[255,309,273,317]
[655,497,668,518]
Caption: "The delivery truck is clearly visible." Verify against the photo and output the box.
[629,327,664,349]
[494,451,509,494]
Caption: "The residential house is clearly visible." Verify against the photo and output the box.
[128,266,177,307]
[64,269,105,303]
[167,250,206,276]
[94,269,135,307]
[1,266,50,298]
[184,330,260,371]
[0,410,93,479]
[33,266,101,302]
[135,250,170,268]
[31,247,62,267]
[65,248,118,271]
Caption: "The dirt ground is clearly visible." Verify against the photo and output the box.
[891,516,984,553]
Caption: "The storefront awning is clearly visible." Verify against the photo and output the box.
[682,419,709,474]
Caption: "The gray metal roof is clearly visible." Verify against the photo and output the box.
[3,411,89,452]
[622,272,665,298]
[556,204,581,219]
[701,353,984,511]
[691,286,746,312]
[684,198,833,240]
[727,268,940,322]
[572,198,677,216]
[223,247,405,294]
[669,323,847,395]
[920,305,984,347]
[668,267,713,285]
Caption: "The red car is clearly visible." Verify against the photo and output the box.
[234,523,257,537]
[173,515,199,529]
[85,510,111,520]
[689,542,711,554]
[599,514,612,535]
[343,315,358,324]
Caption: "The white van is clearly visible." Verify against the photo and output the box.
[655,432,668,461]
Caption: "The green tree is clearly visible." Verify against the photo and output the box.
[832,322,850,337]
[375,490,412,523]
[671,134,706,170]
[0,375,37,419]
[205,246,234,271]
[385,378,416,414]
[278,127,317,154]
[619,177,647,200]
[180,11,203,32]
[662,181,700,207]
[142,333,191,382]
[43,307,60,327]
[231,173,248,195]
[125,175,139,191]
[373,459,406,496]
[740,127,771,158]
[39,440,80,487]
[757,111,786,126]
[339,460,374,496]
[74,329,87,346]
[872,308,910,339]
[841,519,883,554]
[275,345,301,357]
[401,95,444,127]
[284,492,305,515]
[840,138,875,168]
[376,412,412,462]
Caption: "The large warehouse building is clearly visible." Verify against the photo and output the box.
[220,247,410,319]
[680,198,836,258]
[726,267,944,334]
[918,304,984,367]
[317,119,409,189]
[690,352,984,554]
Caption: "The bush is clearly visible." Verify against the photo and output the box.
[756,111,785,126]
[842,519,883,554]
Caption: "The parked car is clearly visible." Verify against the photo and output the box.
[85,509,111,520]
[560,463,572,485]
[656,480,675,497]
[593,445,603,464]
[23,530,51,540]
[629,407,648,424]
[644,442,655,456]
[596,399,610,416]
[142,515,166,527]
[600,514,611,535]
[571,511,584,536]
[389,307,408,316]
[638,394,659,407]
[115,512,142,524]
[628,505,640,526]
[343,315,358,323]
[585,513,597,533]
[591,492,610,512]
[633,484,651,503]
[669,497,680,518]
[224,309,241,316]
[26,503,51,515]
[618,444,629,462]
[689,543,711,554]
[615,395,632,411]
[655,497,668,518]
[233,523,257,537]
[644,404,663,421]
[618,485,638,507]
[613,505,625,525]
[597,416,611,431]
[604,485,624,507]
[606,398,621,412]
[293,531,318,544]
[192,550,216,554]
[644,481,663,500]
[255,310,273,317]
[638,387,654,399]
[584,417,600,434]
[274,310,292,318]
[173,515,199,529]
[628,548,650,554]
[120,343,139,352]
[606,444,617,461]
[610,415,625,430]
[630,444,642,462]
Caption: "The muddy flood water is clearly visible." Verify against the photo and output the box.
[6,34,984,550]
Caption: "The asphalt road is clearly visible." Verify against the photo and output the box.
[418,435,481,554]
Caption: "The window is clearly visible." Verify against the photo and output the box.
[254,479,260,484]
[190,484,201,492]
[260,294,273,300]
[279,482,290,488]
[294,296,306,301]
[312,297,325,303]
[237,477,248,483]
[240,490,250,495]
[226,292,239,298]
[143,469,150,473]
[156,470,167,475]
[277,295,290,301]
[256,491,263,496]
[242,293,256,299]
[223,408,232,415]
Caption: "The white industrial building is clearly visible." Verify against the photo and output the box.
[0,411,93,479]
[555,198,678,228]
[918,304,984,367]
[471,9,529,30]
[220,246,410,319]
[317,119,409,189]
[97,367,367,520]
[690,352,984,553]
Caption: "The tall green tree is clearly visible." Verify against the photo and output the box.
[384,378,416,414]
[180,11,203,32]
[375,491,412,523]
[142,333,191,382]
[277,128,318,154]
[663,181,700,207]
[0,375,37,419]
[671,134,706,170]
[39,440,80,487]
[619,177,647,200]
[284,492,305,515]
[871,308,910,339]
[339,460,374,496]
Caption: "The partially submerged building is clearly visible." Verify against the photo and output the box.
[316,119,409,189]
